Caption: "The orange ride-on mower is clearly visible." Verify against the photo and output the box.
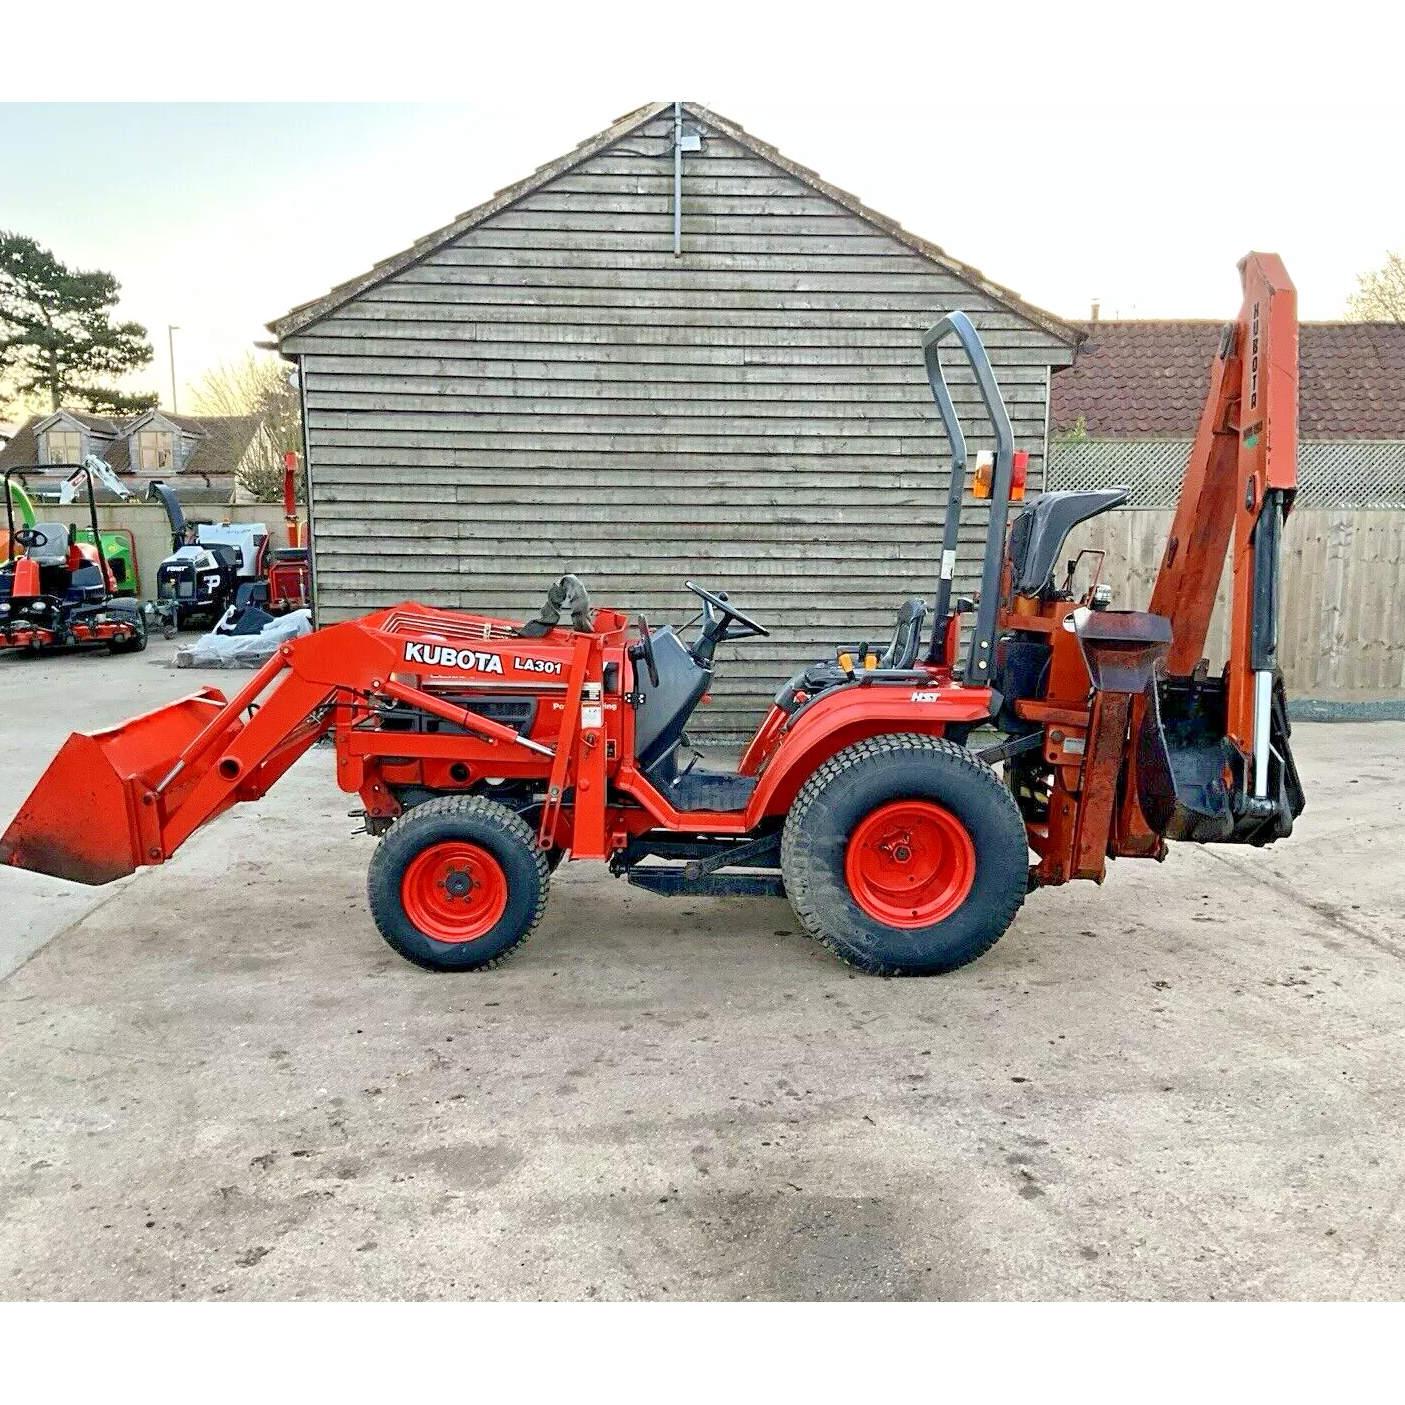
[0,464,147,658]
[1,254,1304,976]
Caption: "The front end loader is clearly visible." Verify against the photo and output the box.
[1,254,1303,977]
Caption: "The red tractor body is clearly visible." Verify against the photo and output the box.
[2,258,1305,977]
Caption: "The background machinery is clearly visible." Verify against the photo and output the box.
[3,465,140,597]
[1,254,1303,975]
[0,463,147,656]
[148,480,268,635]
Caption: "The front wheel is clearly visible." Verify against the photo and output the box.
[367,795,550,971]
[781,734,1029,975]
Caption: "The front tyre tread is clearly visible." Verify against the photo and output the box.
[367,794,550,972]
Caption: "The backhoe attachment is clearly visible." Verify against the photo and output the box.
[1134,251,1306,847]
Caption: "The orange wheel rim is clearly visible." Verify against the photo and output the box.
[400,841,508,943]
[845,800,976,928]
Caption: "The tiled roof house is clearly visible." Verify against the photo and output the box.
[0,408,264,503]
[1048,321,1405,506]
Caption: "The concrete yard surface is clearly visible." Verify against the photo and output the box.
[1,643,1403,1300]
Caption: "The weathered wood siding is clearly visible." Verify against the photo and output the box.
[283,109,1074,738]
[1066,508,1405,698]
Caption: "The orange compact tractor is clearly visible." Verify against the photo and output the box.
[1,255,1304,975]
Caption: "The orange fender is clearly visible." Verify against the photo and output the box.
[745,681,996,823]
[11,557,39,598]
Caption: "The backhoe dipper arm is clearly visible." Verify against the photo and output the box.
[1147,252,1298,794]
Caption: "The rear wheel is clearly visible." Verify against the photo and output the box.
[367,795,549,971]
[781,734,1029,975]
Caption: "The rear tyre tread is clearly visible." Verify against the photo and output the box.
[781,732,1027,976]
[367,793,550,972]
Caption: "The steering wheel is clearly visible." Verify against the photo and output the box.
[13,527,46,549]
[630,614,660,687]
[685,580,770,639]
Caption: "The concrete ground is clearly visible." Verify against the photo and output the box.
[1,640,1403,1301]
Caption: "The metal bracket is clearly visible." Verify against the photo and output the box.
[975,731,1044,766]
[682,830,781,882]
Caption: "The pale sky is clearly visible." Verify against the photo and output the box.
[3,100,1403,414]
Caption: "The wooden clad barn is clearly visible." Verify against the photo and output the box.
[271,102,1080,738]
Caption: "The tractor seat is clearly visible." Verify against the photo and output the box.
[1008,489,1129,596]
[879,597,928,669]
[775,598,929,710]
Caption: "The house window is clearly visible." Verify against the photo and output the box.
[137,429,175,471]
[46,428,83,464]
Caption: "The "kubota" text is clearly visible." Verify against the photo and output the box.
[402,641,505,673]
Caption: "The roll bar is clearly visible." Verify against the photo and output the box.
[3,463,109,586]
[920,311,1017,685]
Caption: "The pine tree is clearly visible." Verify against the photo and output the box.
[0,231,157,414]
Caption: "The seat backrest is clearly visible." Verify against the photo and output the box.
[1008,488,1129,596]
[879,598,929,669]
[28,523,71,565]
[634,626,711,770]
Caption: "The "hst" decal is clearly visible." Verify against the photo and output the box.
[403,641,504,673]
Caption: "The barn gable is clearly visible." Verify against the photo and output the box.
[274,102,1079,738]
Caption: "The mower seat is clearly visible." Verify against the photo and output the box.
[27,523,71,566]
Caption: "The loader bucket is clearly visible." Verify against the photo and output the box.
[0,689,231,885]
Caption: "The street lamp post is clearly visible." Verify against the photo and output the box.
[167,325,180,413]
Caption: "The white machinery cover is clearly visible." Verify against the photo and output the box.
[167,544,223,574]
[196,522,267,576]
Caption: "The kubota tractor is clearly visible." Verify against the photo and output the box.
[1,254,1304,976]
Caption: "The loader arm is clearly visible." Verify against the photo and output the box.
[0,612,556,885]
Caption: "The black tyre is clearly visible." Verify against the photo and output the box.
[781,733,1029,975]
[367,794,550,971]
[108,608,147,654]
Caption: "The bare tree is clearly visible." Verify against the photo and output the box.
[190,352,303,502]
[1346,251,1405,323]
